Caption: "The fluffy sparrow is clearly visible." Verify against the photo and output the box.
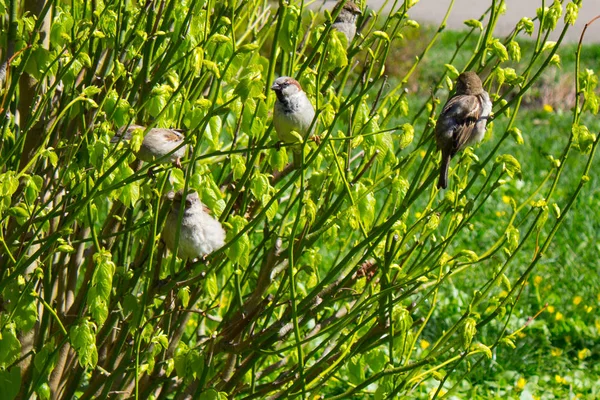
[435,71,492,189]
[162,190,225,260]
[332,0,362,46]
[111,124,187,168]
[271,76,316,166]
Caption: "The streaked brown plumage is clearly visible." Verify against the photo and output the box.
[111,125,187,168]
[435,72,492,189]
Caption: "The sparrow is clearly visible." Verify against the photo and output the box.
[271,76,316,167]
[332,0,362,46]
[162,190,226,260]
[111,125,187,168]
[435,71,492,189]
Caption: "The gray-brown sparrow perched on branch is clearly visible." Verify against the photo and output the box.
[162,190,225,260]
[111,125,187,168]
[435,71,492,189]
[332,0,362,46]
[271,77,316,167]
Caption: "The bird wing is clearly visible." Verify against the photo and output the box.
[442,94,482,155]
[110,125,144,143]
[158,129,185,142]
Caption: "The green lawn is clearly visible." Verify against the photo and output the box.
[392,27,600,398]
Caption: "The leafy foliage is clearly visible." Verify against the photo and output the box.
[0,0,596,399]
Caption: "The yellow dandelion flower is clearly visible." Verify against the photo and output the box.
[534,275,543,286]
[500,290,508,298]
[516,377,526,390]
[573,296,582,306]
[551,348,562,357]
[584,306,593,313]
[547,305,555,313]
[517,331,526,338]
[555,312,564,321]
[554,374,567,385]
[543,104,554,113]
[420,339,430,350]
[502,195,511,204]
[415,212,422,218]
[578,348,591,360]
[420,150,426,158]
[495,210,505,217]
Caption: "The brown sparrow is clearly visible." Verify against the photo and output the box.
[111,125,187,168]
[435,71,492,189]
[271,77,316,166]
[162,190,225,260]
[332,0,362,46]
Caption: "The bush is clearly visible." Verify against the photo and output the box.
[0,0,596,398]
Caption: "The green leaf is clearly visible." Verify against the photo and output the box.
[234,76,263,102]
[444,64,460,79]
[489,39,508,62]
[372,31,390,41]
[324,31,348,71]
[572,124,596,154]
[225,216,250,267]
[495,154,522,179]
[398,123,414,150]
[205,115,222,149]
[199,389,220,400]
[393,306,413,333]
[354,183,376,229]
[464,19,483,30]
[231,154,246,180]
[0,367,21,400]
[517,17,534,35]
[456,250,479,262]
[178,287,190,308]
[82,86,102,97]
[70,321,98,369]
[565,2,579,25]
[12,291,38,332]
[509,127,524,145]
[505,225,520,253]
[507,41,521,62]
[34,340,57,374]
[470,342,492,359]
[37,382,51,400]
[203,60,221,78]
[0,324,21,368]
[460,318,477,349]
[279,5,300,53]
[269,147,287,171]
[206,271,218,299]
[174,342,190,380]
[250,173,270,199]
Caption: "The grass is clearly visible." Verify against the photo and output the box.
[388,27,600,398]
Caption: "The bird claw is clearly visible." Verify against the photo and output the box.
[174,158,183,169]
[310,135,322,145]
[147,167,156,179]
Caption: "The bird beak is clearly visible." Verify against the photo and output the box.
[271,83,280,91]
